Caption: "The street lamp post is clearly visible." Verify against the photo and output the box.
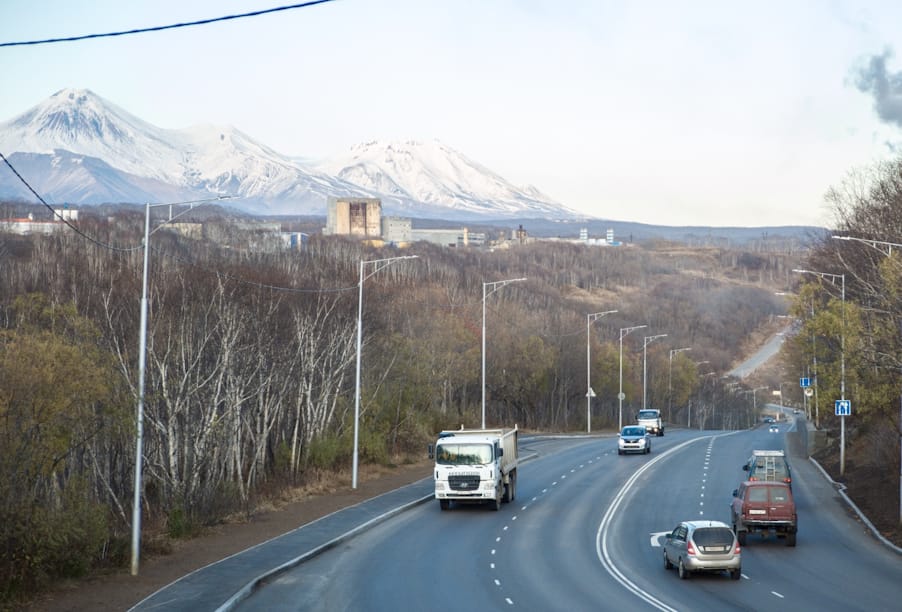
[794,268,845,474]
[643,334,667,410]
[696,371,716,430]
[353,255,419,490]
[619,325,647,431]
[778,290,819,426]
[668,347,691,424]
[586,310,617,433]
[752,386,768,417]
[482,278,526,429]
[131,195,234,576]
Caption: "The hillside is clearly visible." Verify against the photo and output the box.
[0,203,808,605]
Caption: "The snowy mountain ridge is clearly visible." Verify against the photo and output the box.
[0,89,584,220]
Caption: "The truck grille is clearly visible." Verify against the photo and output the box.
[449,474,481,491]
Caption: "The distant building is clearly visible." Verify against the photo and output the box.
[280,232,309,250]
[410,227,468,247]
[325,197,382,237]
[512,224,530,244]
[468,232,486,247]
[576,227,621,246]
[0,209,71,235]
[382,216,412,244]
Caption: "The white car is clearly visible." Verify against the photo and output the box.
[618,426,651,455]
[769,425,779,433]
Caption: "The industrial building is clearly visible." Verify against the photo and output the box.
[324,197,382,237]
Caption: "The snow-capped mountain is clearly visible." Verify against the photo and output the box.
[0,89,583,220]
[316,140,579,218]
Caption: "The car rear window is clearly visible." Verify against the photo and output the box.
[692,527,734,547]
[747,487,769,502]
[770,488,789,502]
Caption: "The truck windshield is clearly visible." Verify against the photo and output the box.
[436,444,493,465]
[637,410,658,420]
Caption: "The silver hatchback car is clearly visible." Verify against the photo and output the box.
[663,520,741,580]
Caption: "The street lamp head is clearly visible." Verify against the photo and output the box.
[619,324,647,338]
[643,333,667,346]
[589,309,618,320]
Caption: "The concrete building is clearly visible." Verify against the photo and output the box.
[325,197,382,237]
[0,209,71,235]
[382,216,412,244]
[410,227,468,247]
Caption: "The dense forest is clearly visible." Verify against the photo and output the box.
[0,201,803,600]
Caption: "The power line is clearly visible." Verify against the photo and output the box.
[0,0,337,47]
[1,150,141,253]
[0,150,358,294]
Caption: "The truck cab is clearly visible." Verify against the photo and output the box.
[637,409,664,436]
[429,427,518,511]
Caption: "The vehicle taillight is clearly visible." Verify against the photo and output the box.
[734,541,741,555]
[783,477,792,483]
[686,540,696,556]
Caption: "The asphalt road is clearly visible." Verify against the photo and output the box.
[232,421,902,611]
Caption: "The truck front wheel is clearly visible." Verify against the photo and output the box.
[439,499,450,511]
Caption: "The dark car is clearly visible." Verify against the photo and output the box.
[663,520,741,580]
[731,481,797,546]
[618,426,651,455]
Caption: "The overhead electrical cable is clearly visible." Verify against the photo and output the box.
[1,150,141,252]
[0,0,337,47]
[0,151,359,294]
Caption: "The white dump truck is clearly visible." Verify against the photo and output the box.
[637,408,664,436]
[429,426,518,511]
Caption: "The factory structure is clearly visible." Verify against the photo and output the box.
[321,197,619,249]
[324,197,475,247]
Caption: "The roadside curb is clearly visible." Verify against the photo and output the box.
[809,456,902,556]
[218,489,435,611]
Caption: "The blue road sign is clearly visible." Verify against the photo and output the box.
[835,399,851,416]
[800,377,810,387]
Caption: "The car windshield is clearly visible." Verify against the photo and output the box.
[637,410,658,420]
[622,427,645,436]
[435,443,493,465]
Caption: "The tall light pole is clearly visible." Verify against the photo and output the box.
[794,268,845,474]
[689,361,710,428]
[131,195,234,576]
[695,371,716,429]
[668,347,691,424]
[643,334,667,410]
[618,325,647,430]
[752,386,768,417]
[777,290,819,426]
[586,310,617,433]
[353,255,419,490]
[482,277,526,429]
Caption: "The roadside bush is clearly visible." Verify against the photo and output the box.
[0,481,108,603]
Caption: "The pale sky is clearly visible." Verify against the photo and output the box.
[2,0,902,227]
